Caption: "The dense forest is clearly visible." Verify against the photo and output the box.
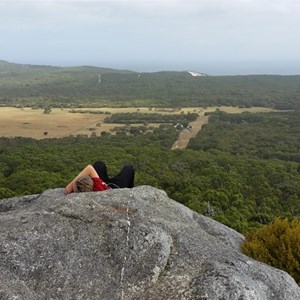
[104,112,198,124]
[1,61,299,232]
[189,110,300,162]
[1,60,299,285]
[1,110,299,234]
[1,60,300,110]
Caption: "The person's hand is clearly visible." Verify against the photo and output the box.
[64,183,73,195]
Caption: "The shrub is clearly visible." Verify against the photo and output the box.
[0,187,16,200]
[242,218,300,286]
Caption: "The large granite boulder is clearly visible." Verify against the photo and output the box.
[0,186,299,300]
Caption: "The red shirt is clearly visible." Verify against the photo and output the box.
[92,177,110,192]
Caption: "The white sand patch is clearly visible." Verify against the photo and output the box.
[187,71,207,77]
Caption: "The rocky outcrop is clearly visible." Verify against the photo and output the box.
[0,186,299,300]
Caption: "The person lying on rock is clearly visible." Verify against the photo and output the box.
[64,160,135,194]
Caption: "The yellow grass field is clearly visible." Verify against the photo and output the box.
[0,106,279,140]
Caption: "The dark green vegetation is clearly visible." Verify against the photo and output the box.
[1,60,300,109]
[104,112,198,124]
[0,60,299,232]
[242,218,300,286]
[1,110,299,234]
[188,110,300,162]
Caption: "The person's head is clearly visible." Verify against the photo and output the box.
[73,176,94,193]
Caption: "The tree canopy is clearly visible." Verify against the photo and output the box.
[1,111,299,233]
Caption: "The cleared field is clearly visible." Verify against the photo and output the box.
[0,107,114,139]
[0,107,177,139]
[0,106,280,140]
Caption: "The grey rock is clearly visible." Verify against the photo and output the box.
[0,186,299,300]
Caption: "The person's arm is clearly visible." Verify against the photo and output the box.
[64,164,99,194]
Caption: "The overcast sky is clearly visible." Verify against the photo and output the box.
[1,0,300,75]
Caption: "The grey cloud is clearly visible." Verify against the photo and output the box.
[1,0,299,74]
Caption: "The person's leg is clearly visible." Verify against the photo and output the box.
[109,165,135,188]
[92,161,110,182]
[127,166,135,188]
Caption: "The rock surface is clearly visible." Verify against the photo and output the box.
[0,186,299,300]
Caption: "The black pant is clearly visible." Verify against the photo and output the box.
[93,161,135,189]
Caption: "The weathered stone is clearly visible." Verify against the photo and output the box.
[0,186,299,300]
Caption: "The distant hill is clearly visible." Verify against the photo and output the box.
[0,60,135,75]
[0,60,60,72]
[0,60,299,109]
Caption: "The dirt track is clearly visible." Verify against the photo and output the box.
[171,106,280,150]
[171,115,209,149]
